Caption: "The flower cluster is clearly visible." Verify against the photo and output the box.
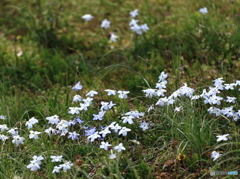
[0,71,239,175]
[80,8,150,43]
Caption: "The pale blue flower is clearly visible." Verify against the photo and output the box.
[72,81,82,91]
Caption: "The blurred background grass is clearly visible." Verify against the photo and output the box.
[1,0,240,95]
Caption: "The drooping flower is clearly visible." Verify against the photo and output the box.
[109,149,116,159]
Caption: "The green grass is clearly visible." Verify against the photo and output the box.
[0,0,240,178]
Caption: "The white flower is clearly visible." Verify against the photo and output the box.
[7,128,18,136]
[72,81,83,91]
[100,141,111,150]
[225,96,236,103]
[100,101,116,111]
[211,151,222,161]
[33,155,44,161]
[73,95,82,102]
[130,139,140,145]
[140,23,149,32]
[216,134,230,142]
[0,115,7,120]
[158,71,168,82]
[17,47,23,57]
[0,134,9,142]
[56,120,69,135]
[125,111,144,118]
[82,97,93,106]
[52,165,62,173]
[129,19,139,26]
[29,131,41,140]
[130,24,142,35]
[139,121,150,131]
[109,123,122,133]
[142,89,156,98]
[59,162,73,172]
[117,90,130,99]
[104,89,117,96]
[27,160,41,171]
[46,115,60,125]
[86,90,98,97]
[109,150,116,159]
[12,135,25,147]
[130,9,139,17]
[50,155,63,162]
[25,117,39,129]
[118,127,131,136]
[99,127,111,138]
[45,127,56,136]
[110,33,119,42]
[0,124,8,132]
[122,115,134,124]
[101,19,111,29]
[199,7,208,15]
[87,132,101,142]
[174,106,182,112]
[68,107,81,114]
[82,14,94,21]
[114,143,126,152]
[79,103,89,111]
